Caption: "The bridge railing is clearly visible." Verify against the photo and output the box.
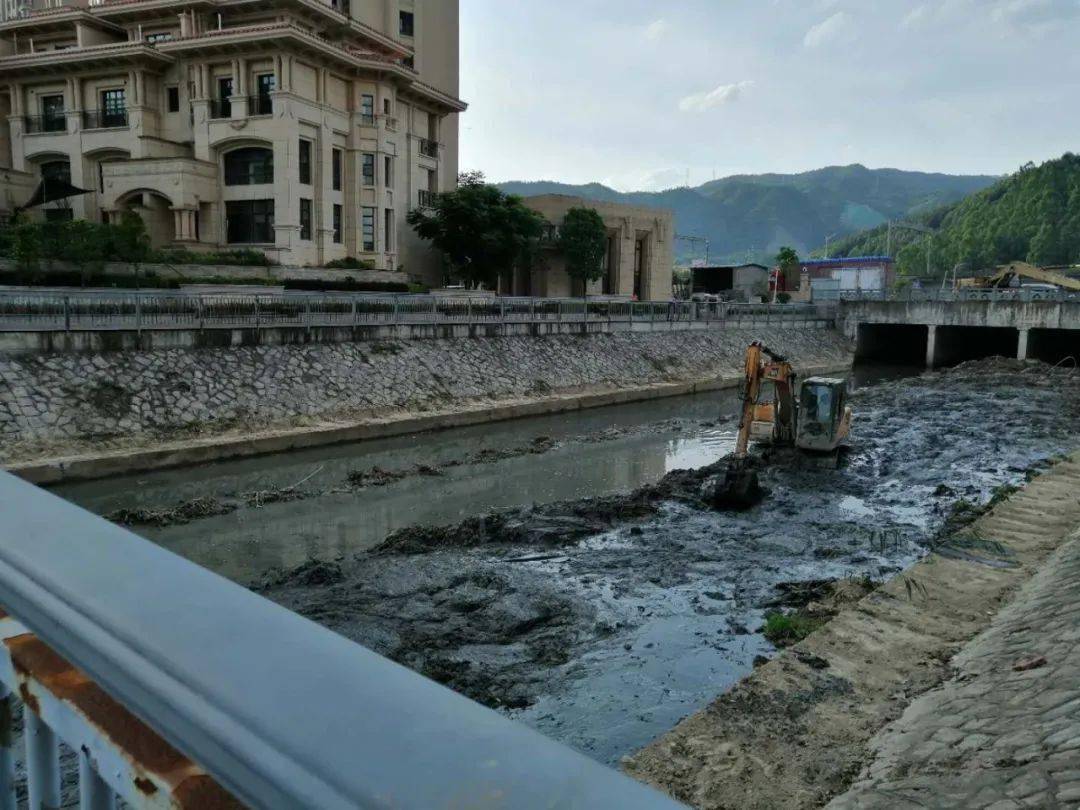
[0,290,829,332]
[0,471,682,809]
[837,287,1080,304]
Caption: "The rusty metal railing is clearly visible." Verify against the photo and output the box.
[0,471,683,808]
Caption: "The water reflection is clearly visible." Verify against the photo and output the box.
[55,388,749,581]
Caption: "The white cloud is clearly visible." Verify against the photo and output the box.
[678,80,754,112]
[644,18,670,41]
[901,4,929,28]
[990,0,1080,30]
[803,11,857,48]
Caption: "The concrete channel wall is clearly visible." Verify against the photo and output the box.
[1,326,851,480]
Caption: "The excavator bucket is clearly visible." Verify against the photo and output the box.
[707,459,765,511]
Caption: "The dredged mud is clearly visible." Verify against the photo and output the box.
[256,359,1080,764]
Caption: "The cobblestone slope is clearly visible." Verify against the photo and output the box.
[0,327,847,456]
[831,472,1080,808]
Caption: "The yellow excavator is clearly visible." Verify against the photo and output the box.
[957,261,1080,291]
[711,341,852,509]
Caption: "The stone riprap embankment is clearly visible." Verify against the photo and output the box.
[0,327,849,468]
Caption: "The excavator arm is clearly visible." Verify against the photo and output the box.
[732,341,798,459]
[986,262,1080,292]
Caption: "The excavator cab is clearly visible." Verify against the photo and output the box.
[795,378,851,453]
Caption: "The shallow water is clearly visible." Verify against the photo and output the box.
[54,388,743,580]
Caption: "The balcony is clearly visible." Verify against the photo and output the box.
[81,108,127,129]
[208,98,231,119]
[24,114,67,134]
[418,138,438,159]
[246,93,273,116]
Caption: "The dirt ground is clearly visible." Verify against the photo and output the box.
[255,359,1080,765]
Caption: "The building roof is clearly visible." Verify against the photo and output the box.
[800,256,894,267]
[693,263,769,272]
[523,194,673,219]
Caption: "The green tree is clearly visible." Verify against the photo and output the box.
[557,206,607,299]
[111,210,152,286]
[11,216,42,272]
[776,246,800,290]
[59,220,108,286]
[406,171,546,289]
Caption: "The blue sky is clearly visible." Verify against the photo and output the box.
[459,0,1080,190]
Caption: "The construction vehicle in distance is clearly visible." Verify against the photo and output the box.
[956,261,1080,292]
[711,341,852,509]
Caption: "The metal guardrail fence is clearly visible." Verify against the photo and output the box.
[0,471,682,808]
[836,288,1080,303]
[0,290,829,333]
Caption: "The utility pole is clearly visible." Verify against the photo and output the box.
[887,220,935,280]
[675,234,710,265]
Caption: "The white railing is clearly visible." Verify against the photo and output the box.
[0,290,831,333]
[0,471,682,808]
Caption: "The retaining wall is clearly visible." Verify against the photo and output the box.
[0,328,851,456]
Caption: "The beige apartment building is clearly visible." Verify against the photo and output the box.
[0,0,465,284]
[521,194,674,301]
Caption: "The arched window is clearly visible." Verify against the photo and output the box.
[224,147,273,185]
[40,160,71,185]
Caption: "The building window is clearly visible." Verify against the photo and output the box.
[299,198,312,240]
[224,147,273,185]
[299,139,312,185]
[166,86,180,112]
[332,148,342,191]
[383,97,391,115]
[39,94,65,132]
[226,199,274,243]
[254,74,274,115]
[384,208,394,252]
[100,89,126,127]
[362,207,376,252]
[215,77,232,118]
[360,93,374,124]
[384,155,393,188]
[361,153,375,186]
[333,203,342,244]
[399,10,414,36]
[402,55,414,70]
[40,160,71,186]
[145,31,173,43]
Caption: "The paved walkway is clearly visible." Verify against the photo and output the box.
[831,530,1080,808]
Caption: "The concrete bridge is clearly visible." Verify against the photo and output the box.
[839,295,1080,367]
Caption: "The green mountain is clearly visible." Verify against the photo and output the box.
[497,165,997,264]
[828,153,1080,279]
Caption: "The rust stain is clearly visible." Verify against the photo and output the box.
[3,633,243,806]
[17,682,40,715]
[172,774,249,809]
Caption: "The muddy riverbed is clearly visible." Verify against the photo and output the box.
[55,360,1080,765]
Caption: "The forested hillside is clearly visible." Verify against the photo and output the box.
[829,154,1080,278]
[498,165,996,264]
